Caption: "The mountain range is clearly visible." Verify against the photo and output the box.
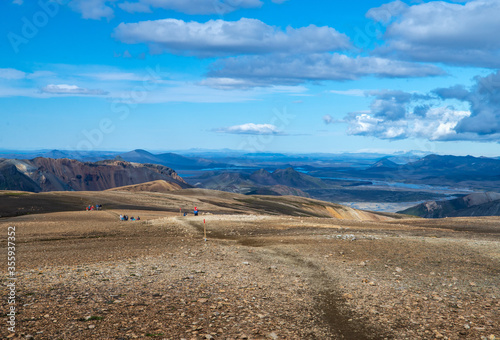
[0,149,229,170]
[0,149,432,169]
[117,149,229,170]
[187,167,327,196]
[302,154,500,191]
[367,154,500,179]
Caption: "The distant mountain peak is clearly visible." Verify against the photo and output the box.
[370,158,399,169]
[253,168,271,175]
[129,149,154,155]
[273,167,298,175]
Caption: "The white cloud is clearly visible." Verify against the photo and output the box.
[0,68,26,79]
[69,0,116,20]
[113,18,351,57]
[118,0,263,15]
[330,89,366,97]
[198,77,256,90]
[370,0,500,68]
[346,107,470,140]
[27,71,57,79]
[215,123,282,135]
[81,72,147,81]
[0,69,58,80]
[40,84,109,95]
[366,0,408,24]
[0,64,264,103]
[12,0,23,5]
[206,53,444,87]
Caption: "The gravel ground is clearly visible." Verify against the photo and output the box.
[1,210,499,340]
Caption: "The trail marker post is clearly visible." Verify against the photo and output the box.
[203,219,207,242]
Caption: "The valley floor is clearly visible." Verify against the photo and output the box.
[1,207,499,339]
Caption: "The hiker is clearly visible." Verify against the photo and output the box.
[130,216,135,221]
[136,216,140,221]
[194,206,198,216]
[119,214,123,221]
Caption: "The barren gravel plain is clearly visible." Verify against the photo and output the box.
[0,189,499,340]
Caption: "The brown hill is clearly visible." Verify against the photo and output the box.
[245,185,310,197]
[106,180,182,193]
[0,188,403,221]
[0,158,191,192]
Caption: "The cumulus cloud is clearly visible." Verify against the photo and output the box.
[69,0,116,20]
[346,106,470,140]
[345,71,500,142]
[436,71,500,136]
[40,84,109,95]
[215,123,282,135]
[365,90,433,121]
[205,53,444,87]
[113,18,351,57]
[119,0,263,15]
[369,0,500,68]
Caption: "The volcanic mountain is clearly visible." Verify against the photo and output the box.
[0,157,191,192]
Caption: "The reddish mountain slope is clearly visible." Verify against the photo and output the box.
[0,158,191,192]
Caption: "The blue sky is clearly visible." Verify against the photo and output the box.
[1,0,500,156]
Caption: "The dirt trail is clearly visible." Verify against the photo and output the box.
[181,217,385,339]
